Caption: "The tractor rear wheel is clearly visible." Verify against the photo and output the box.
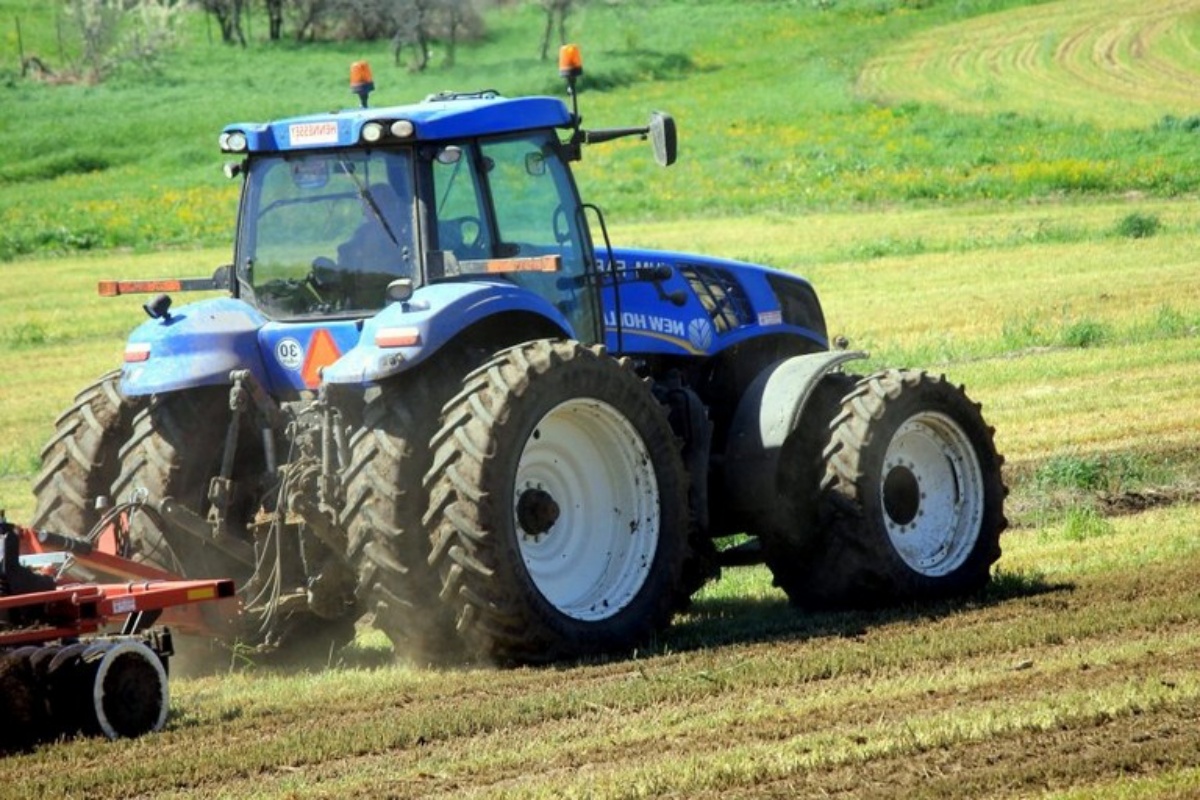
[343,358,475,666]
[800,370,1006,607]
[110,387,238,577]
[424,340,688,664]
[31,370,141,538]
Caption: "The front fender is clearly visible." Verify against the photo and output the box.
[721,350,867,532]
[120,297,271,397]
[322,280,573,385]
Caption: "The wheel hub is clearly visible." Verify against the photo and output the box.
[517,486,560,539]
[881,412,985,576]
[883,462,921,527]
[513,397,661,622]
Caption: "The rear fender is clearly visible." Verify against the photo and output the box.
[322,280,572,385]
[120,298,271,397]
[721,350,867,532]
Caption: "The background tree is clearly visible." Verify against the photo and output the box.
[538,0,574,61]
[290,0,334,41]
[391,0,432,70]
[194,0,485,56]
[198,0,247,46]
[265,0,284,40]
[388,0,484,71]
[63,0,186,81]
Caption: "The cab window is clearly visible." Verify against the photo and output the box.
[238,150,416,318]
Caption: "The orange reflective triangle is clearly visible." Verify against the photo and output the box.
[301,329,342,388]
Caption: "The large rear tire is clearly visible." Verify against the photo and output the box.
[110,388,237,576]
[343,359,474,666]
[797,369,1006,607]
[31,371,141,538]
[424,340,689,664]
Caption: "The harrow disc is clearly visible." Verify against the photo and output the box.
[88,640,169,739]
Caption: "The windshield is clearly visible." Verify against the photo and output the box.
[236,150,416,318]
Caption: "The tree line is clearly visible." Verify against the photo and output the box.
[19,0,589,83]
[198,0,586,71]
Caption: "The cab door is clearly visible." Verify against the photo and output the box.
[426,132,602,344]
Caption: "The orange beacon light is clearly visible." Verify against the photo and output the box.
[350,60,375,108]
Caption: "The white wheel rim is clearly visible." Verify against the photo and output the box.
[92,640,169,740]
[879,411,984,577]
[514,398,660,621]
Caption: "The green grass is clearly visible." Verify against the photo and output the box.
[3,507,1200,798]
[6,0,1200,261]
[859,0,1200,128]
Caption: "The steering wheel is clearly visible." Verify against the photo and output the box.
[255,259,338,313]
[444,216,486,259]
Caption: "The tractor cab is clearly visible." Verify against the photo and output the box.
[219,49,676,348]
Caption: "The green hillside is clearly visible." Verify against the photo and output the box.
[860,0,1200,128]
[4,0,1200,261]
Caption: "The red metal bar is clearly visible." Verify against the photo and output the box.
[97,275,227,297]
[16,523,184,583]
[0,578,236,648]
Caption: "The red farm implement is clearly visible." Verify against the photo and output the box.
[0,509,234,752]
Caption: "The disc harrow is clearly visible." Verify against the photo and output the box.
[0,511,234,753]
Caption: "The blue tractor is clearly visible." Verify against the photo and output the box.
[31,51,1005,665]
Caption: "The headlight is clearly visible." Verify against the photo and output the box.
[219,131,248,153]
[361,120,414,143]
[362,122,384,143]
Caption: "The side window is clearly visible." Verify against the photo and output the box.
[480,137,581,273]
[428,134,599,344]
[431,146,492,264]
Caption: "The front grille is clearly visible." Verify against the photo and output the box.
[679,264,754,333]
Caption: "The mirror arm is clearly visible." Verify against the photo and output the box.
[582,126,649,145]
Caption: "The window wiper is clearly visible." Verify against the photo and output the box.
[338,158,399,245]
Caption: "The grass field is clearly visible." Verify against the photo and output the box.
[859,0,1200,128]
[1,0,1199,796]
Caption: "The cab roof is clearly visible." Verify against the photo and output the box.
[221,94,574,154]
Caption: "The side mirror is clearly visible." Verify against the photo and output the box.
[648,112,677,167]
[386,278,415,303]
[211,264,233,290]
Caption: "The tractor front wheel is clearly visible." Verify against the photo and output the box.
[760,371,858,603]
[424,340,688,664]
[791,370,1006,607]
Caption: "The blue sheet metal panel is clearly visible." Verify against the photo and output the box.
[223,97,572,154]
[601,247,827,357]
[121,298,270,396]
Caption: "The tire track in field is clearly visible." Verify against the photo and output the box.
[858,0,1200,128]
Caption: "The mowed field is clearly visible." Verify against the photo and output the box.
[1,207,1197,799]
[859,0,1200,127]
[1,0,1200,797]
